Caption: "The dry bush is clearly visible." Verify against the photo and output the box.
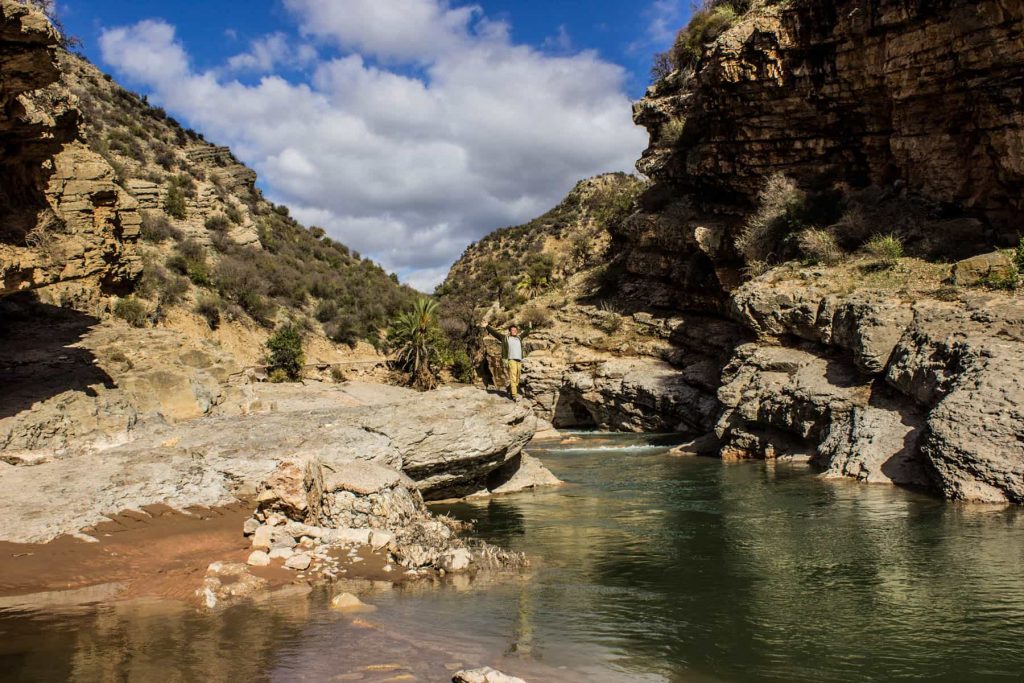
[114,297,148,328]
[736,173,806,264]
[798,228,843,265]
[519,304,553,329]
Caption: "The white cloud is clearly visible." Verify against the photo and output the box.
[226,32,318,73]
[99,1,646,291]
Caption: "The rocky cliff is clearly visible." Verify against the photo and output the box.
[443,0,1024,504]
[1,0,140,300]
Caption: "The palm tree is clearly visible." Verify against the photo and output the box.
[387,298,442,390]
[516,274,548,300]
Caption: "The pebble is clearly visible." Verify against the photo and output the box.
[247,550,270,567]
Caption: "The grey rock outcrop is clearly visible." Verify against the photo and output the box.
[0,383,540,543]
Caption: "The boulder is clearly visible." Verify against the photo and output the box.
[486,453,562,495]
[951,251,1015,286]
[198,562,268,609]
[246,551,270,567]
[330,592,375,613]
[0,383,537,544]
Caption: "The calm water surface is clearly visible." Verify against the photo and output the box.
[3,432,1023,682]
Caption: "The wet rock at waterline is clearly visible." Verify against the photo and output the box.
[198,562,269,610]
[453,667,528,683]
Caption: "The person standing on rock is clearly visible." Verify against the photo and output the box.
[481,322,533,400]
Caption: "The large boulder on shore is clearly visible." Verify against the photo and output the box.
[0,382,538,543]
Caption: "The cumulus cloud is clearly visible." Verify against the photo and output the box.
[99,1,646,291]
[226,33,318,73]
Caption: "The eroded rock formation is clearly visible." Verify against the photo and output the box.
[611,0,1024,503]
[0,0,139,301]
[0,382,542,544]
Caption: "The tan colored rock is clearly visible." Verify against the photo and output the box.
[950,251,1015,286]
[329,592,375,613]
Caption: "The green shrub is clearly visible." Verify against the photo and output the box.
[265,324,305,381]
[670,2,742,70]
[798,228,843,265]
[114,297,148,328]
[449,349,476,384]
[205,214,231,232]
[325,313,361,347]
[215,255,276,325]
[140,211,181,243]
[195,295,222,330]
[225,204,244,225]
[164,184,187,219]
[864,233,904,268]
[386,299,445,390]
[167,239,211,286]
[661,116,688,144]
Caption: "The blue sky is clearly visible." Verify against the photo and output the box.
[56,0,691,290]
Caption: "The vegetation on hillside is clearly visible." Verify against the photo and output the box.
[265,323,305,382]
[385,298,447,390]
[437,173,644,315]
[63,53,419,345]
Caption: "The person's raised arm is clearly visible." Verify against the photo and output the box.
[479,322,504,340]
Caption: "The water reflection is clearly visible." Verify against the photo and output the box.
[2,433,1022,682]
[438,434,1024,681]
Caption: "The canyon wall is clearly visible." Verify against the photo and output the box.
[446,0,1024,504]
[617,0,1024,503]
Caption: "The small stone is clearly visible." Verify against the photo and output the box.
[269,547,295,560]
[440,548,472,573]
[330,592,375,612]
[251,526,273,551]
[242,518,260,536]
[247,550,271,566]
[285,553,312,570]
[369,530,394,551]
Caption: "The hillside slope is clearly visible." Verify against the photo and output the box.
[58,52,418,363]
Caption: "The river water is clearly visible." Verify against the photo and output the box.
[3,432,1023,681]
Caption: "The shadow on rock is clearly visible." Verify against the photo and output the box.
[0,294,114,421]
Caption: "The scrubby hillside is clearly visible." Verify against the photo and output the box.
[57,51,418,362]
[439,173,644,320]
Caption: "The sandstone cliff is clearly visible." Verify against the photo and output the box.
[0,0,140,300]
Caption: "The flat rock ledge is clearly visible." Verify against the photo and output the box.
[0,383,549,544]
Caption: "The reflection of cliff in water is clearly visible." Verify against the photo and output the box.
[445,438,1024,681]
[1,590,312,681]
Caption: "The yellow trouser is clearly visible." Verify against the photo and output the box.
[507,359,522,397]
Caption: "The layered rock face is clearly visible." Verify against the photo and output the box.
[635,0,1024,239]
[610,0,1024,503]
[0,0,139,300]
